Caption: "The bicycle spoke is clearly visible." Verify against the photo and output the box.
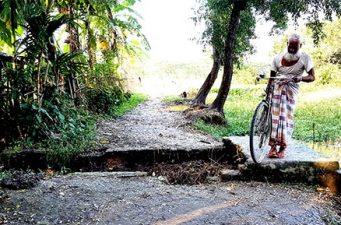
[249,101,270,163]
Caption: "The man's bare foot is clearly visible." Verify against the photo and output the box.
[267,147,278,158]
[278,147,286,158]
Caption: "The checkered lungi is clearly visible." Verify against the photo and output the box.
[269,82,297,147]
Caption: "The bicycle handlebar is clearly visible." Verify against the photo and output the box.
[256,75,294,82]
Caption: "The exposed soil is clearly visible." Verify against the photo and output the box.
[1,98,341,225]
[0,173,340,225]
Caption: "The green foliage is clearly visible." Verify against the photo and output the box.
[4,92,147,167]
[0,51,86,145]
[85,86,128,114]
[193,119,228,139]
[316,63,341,85]
[44,114,97,168]
[294,96,341,142]
[0,0,148,157]
[4,97,98,167]
[306,18,341,85]
[252,0,341,44]
[192,0,256,64]
[232,64,258,84]
[111,93,147,118]
[13,92,96,142]
[0,170,12,182]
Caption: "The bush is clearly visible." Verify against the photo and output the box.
[233,65,258,85]
[85,85,128,114]
[316,64,341,85]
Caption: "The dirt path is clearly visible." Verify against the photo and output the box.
[1,173,340,225]
[1,99,341,225]
[97,98,222,151]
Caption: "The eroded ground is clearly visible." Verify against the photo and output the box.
[1,173,340,225]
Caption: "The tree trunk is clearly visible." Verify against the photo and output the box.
[210,0,246,114]
[67,5,80,52]
[85,20,95,69]
[65,3,80,100]
[106,5,118,52]
[86,4,96,70]
[192,47,221,107]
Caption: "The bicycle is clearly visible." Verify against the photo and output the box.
[249,75,293,163]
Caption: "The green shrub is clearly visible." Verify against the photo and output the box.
[211,88,219,93]
[233,65,258,85]
[316,64,341,85]
[3,88,98,165]
[85,85,128,114]
[44,115,97,168]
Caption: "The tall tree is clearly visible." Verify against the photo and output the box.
[210,0,246,113]
[192,0,255,107]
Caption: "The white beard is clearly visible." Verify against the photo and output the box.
[283,51,301,62]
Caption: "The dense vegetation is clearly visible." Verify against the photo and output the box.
[0,0,148,160]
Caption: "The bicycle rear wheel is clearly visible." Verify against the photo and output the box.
[249,101,271,163]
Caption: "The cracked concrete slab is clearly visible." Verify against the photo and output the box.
[97,99,224,152]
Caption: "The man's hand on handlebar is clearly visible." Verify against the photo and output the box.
[292,76,303,83]
[277,79,292,85]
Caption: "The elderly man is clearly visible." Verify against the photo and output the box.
[267,34,315,158]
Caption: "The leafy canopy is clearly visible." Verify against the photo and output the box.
[193,0,341,63]
[192,0,256,64]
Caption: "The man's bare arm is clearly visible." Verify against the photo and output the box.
[265,70,277,93]
[293,68,315,83]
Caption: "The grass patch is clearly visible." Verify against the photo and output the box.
[195,86,263,138]
[47,94,147,167]
[4,110,99,168]
[193,120,229,139]
[195,85,341,145]
[224,87,263,136]
[168,105,189,112]
[46,93,147,167]
[294,97,341,142]
[111,93,148,118]
[162,95,183,103]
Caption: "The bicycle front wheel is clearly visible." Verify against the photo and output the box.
[249,101,271,163]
